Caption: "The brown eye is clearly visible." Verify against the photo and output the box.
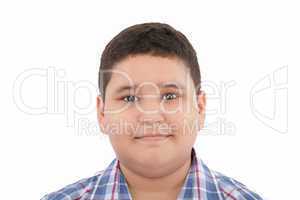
[123,95,139,102]
[162,93,177,101]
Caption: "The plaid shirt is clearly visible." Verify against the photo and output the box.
[41,148,264,200]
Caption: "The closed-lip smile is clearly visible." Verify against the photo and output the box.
[134,133,173,140]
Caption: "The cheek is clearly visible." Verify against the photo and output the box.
[170,111,199,138]
[108,125,135,157]
[104,99,132,115]
[104,112,138,138]
[109,134,130,149]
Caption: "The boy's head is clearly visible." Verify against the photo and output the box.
[97,22,206,178]
[98,22,201,102]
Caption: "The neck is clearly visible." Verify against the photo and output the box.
[119,156,192,199]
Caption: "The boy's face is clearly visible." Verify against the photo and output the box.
[97,54,206,178]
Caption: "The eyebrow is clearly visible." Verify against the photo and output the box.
[114,82,185,93]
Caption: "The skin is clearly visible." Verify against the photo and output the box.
[97,54,206,200]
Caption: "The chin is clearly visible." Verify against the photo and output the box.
[135,162,174,179]
[136,153,173,169]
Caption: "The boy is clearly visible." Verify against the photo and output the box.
[42,22,264,200]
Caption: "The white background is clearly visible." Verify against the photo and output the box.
[0,0,299,199]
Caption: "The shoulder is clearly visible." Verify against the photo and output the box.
[40,171,104,200]
[212,170,264,200]
[40,159,118,200]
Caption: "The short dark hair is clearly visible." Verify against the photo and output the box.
[98,22,201,102]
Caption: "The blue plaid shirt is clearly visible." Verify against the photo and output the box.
[41,148,264,200]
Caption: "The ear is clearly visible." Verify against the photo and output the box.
[196,90,206,130]
[96,95,107,135]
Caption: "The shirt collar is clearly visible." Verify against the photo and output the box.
[91,147,221,200]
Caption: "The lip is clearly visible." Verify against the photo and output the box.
[134,134,173,144]
[134,133,172,139]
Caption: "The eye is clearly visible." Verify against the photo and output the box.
[123,95,139,103]
[162,93,177,101]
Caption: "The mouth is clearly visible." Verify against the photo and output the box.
[134,134,173,141]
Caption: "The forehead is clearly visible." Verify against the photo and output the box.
[106,54,192,92]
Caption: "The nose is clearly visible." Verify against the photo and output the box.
[137,95,165,124]
[137,110,166,136]
[138,112,164,124]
